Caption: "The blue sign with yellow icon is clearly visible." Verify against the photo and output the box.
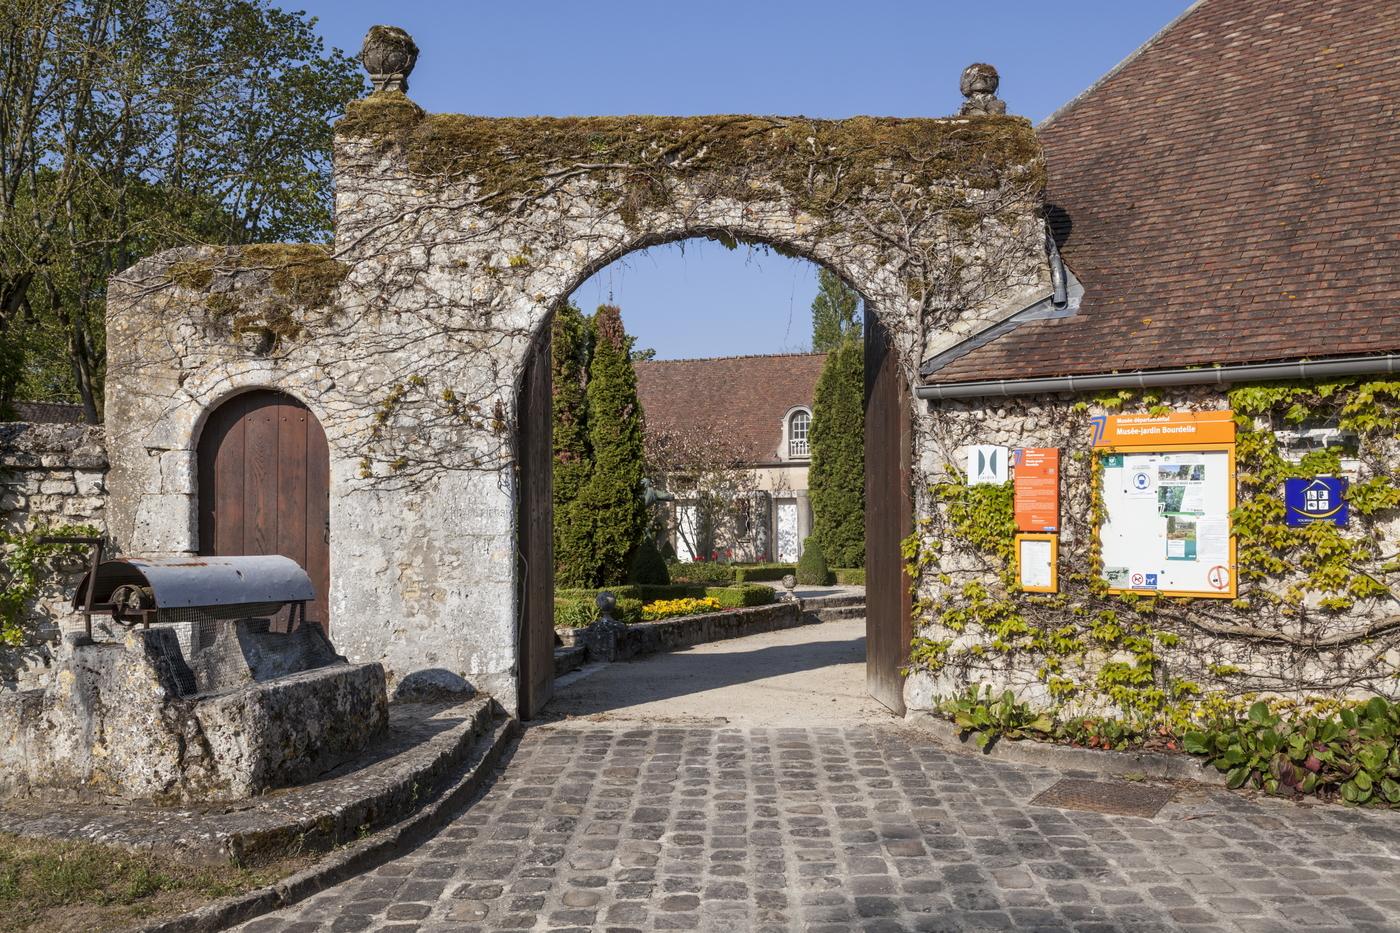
[1284,477,1348,527]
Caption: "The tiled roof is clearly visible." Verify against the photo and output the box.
[635,353,826,466]
[932,0,1400,384]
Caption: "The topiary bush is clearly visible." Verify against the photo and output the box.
[834,567,866,586]
[732,563,796,583]
[666,561,735,584]
[628,538,671,585]
[796,536,831,585]
[709,584,776,609]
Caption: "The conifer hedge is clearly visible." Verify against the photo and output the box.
[551,303,595,588]
[809,334,865,568]
[578,305,648,586]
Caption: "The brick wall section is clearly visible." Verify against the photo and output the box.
[0,423,108,690]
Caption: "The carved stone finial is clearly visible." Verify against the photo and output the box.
[360,25,419,94]
[959,63,1006,116]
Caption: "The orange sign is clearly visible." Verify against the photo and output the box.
[1090,410,1236,448]
[1013,448,1060,532]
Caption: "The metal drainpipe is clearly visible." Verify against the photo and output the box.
[915,354,1400,401]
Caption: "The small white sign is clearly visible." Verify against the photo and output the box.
[968,445,1009,486]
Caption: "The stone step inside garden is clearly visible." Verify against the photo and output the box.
[0,696,507,866]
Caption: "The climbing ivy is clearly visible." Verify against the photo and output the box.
[907,378,1400,737]
[0,526,98,647]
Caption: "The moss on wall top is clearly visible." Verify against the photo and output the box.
[336,92,1044,219]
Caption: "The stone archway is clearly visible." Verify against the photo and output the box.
[104,33,1050,714]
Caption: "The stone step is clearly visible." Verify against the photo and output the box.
[805,604,866,622]
[553,645,586,678]
[799,594,866,610]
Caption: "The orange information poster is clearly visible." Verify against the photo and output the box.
[1090,410,1236,448]
[1013,448,1060,532]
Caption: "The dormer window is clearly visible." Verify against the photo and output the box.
[788,410,811,459]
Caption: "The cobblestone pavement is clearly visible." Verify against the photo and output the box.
[240,721,1400,933]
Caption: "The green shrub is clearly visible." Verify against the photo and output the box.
[795,537,831,585]
[553,597,597,629]
[940,686,1054,750]
[834,567,866,586]
[627,538,670,585]
[666,561,735,584]
[553,593,643,627]
[732,563,796,583]
[1185,698,1400,803]
[708,584,775,608]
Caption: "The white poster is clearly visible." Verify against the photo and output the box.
[968,445,1009,485]
[1018,538,1054,590]
[1098,448,1233,596]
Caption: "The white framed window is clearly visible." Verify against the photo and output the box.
[788,409,811,459]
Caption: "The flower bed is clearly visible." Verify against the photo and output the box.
[641,597,720,621]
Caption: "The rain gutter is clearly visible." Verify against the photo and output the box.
[916,354,1400,401]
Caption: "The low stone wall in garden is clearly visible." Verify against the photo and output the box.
[0,422,109,690]
[560,601,807,661]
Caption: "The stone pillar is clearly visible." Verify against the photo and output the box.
[795,491,813,549]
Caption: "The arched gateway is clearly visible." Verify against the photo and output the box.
[103,30,1051,715]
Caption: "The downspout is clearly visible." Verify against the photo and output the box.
[915,354,1400,401]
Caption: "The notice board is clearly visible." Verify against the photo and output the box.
[1013,448,1059,532]
[1093,411,1237,598]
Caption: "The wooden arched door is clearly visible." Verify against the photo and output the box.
[197,390,331,633]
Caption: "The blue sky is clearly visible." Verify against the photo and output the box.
[293,0,1192,358]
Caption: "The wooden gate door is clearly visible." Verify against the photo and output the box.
[864,308,914,714]
[197,390,331,633]
[517,333,555,719]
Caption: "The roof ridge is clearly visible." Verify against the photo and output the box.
[634,351,828,364]
[1038,0,1209,130]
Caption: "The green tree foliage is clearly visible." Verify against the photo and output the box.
[0,0,364,419]
[810,334,865,567]
[551,303,594,588]
[796,535,831,586]
[578,305,648,586]
[810,268,862,352]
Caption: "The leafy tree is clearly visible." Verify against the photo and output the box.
[0,0,364,419]
[551,303,594,588]
[578,305,647,586]
[810,334,865,567]
[810,268,862,352]
[629,346,657,362]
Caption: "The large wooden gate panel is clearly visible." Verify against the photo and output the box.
[517,334,555,719]
[864,308,914,715]
[197,390,331,633]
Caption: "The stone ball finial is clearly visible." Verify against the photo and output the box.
[959,63,1006,116]
[360,25,419,94]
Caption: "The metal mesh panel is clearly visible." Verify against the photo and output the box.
[147,603,289,697]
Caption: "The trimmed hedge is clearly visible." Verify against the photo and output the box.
[834,567,866,586]
[554,583,774,628]
[666,561,797,584]
[796,536,832,585]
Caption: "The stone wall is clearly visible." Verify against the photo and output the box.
[102,94,1050,712]
[0,422,108,690]
[905,383,1400,714]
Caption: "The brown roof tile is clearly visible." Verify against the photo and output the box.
[933,0,1400,384]
[635,353,826,465]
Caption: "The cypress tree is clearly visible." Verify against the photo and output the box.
[810,268,863,352]
[579,305,648,586]
[551,303,594,588]
[809,334,865,568]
